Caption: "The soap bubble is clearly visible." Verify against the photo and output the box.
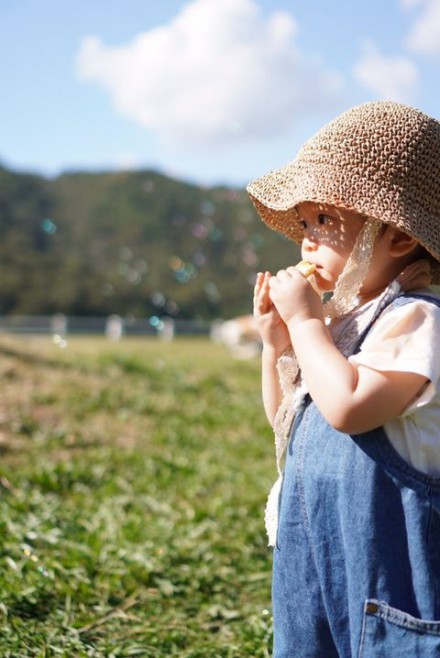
[151,292,166,308]
[41,219,57,234]
[200,200,215,216]
[149,316,165,330]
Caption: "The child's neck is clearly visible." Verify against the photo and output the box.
[358,286,388,305]
[358,258,432,306]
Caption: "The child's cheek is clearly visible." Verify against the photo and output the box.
[316,271,335,290]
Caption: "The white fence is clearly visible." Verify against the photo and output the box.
[0,314,213,341]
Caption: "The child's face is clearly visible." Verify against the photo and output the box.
[297,201,364,292]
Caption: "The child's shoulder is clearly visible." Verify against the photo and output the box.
[368,289,440,346]
[352,289,440,383]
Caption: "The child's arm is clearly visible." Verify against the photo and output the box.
[253,272,291,426]
[269,268,429,434]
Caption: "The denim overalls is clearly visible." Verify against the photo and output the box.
[272,295,440,657]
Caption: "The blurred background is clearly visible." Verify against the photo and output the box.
[1,0,439,328]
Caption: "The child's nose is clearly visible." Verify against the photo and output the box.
[302,231,318,252]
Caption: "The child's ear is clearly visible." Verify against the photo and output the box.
[387,227,419,257]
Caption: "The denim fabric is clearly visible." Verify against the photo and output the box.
[359,600,440,657]
[273,402,440,657]
[272,294,440,658]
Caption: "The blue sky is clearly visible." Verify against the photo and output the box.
[1,0,439,186]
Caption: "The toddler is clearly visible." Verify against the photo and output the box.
[248,101,440,657]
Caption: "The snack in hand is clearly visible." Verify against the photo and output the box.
[295,259,321,294]
[295,260,317,278]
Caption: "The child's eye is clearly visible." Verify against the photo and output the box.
[317,213,331,226]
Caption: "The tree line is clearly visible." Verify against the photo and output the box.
[0,166,299,320]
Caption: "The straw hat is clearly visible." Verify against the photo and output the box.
[247,101,440,282]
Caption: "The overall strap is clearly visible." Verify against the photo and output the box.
[401,292,440,308]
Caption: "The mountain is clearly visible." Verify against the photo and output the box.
[0,166,300,320]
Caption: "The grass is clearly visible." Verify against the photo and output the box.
[0,335,274,657]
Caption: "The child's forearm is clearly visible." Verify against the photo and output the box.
[261,344,285,426]
[288,317,429,434]
[287,319,359,430]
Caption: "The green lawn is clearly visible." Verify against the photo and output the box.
[0,335,274,657]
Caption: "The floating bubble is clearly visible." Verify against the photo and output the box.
[193,251,206,267]
[149,316,165,331]
[120,247,133,261]
[52,334,68,349]
[134,259,148,273]
[186,263,197,277]
[200,200,215,216]
[173,261,198,284]
[168,256,184,271]
[151,292,166,307]
[204,281,221,302]
[209,228,223,242]
[166,301,179,316]
[191,223,209,240]
[127,270,142,285]
[41,219,57,235]
[175,269,191,283]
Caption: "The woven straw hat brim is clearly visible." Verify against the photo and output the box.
[247,101,440,284]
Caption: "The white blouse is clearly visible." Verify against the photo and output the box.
[348,290,440,476]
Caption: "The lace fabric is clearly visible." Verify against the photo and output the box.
[323,217,382,319]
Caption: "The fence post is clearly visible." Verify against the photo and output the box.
[106,315,124,341]
[159,318,175,341]
[51,314,67,337]
[210,319,224,343]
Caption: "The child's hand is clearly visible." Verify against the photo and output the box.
[253,271,291,351]
[269,267,324,327]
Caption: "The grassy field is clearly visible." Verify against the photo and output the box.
[0,335,274,657]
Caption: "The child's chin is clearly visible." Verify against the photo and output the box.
[314,275,334,293]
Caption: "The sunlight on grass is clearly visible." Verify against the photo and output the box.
[0,335,273,657]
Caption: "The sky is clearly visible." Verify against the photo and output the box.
[1,0,440,187]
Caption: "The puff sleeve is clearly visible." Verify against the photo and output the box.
[348,298,440,414]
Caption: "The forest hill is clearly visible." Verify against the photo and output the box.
[0,166,299,320]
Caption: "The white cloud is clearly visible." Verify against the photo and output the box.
[405,0,440,55]
[353,41,419,103]
[399,0,424,9]
[76,0,343,148]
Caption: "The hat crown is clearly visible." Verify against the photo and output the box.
[299,102,440,213]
